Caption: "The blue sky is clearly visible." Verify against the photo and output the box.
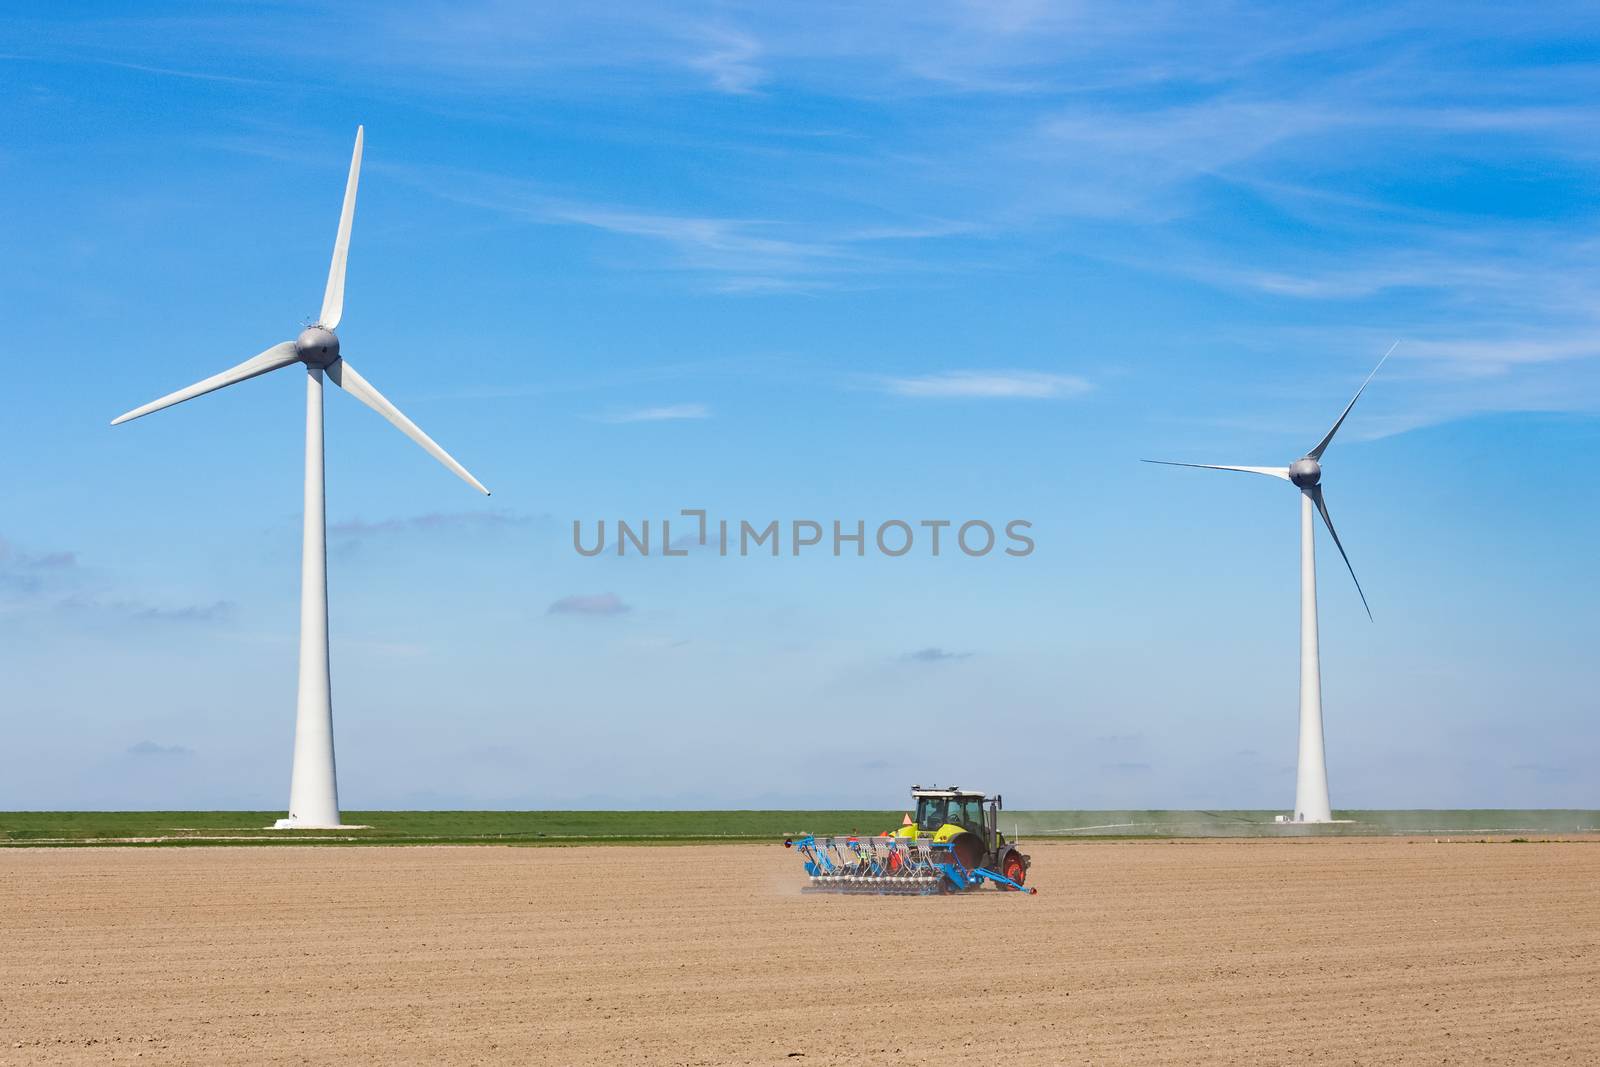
[2,2,1597,810]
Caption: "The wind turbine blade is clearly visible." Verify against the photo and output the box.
[111,342,299,425]
[1142,460,1291,480]
[326,358,490,495]
[319,125,363,331]
[1306,340,1399,460]
[1308,484,1371,620]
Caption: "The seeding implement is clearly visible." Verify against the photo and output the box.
[785,785,1035,895]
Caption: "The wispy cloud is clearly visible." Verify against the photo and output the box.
[902,647,973,663]
[56,597,238,625]
[2,536,236,627]
[686,26,765,94]
[329,511,534,537]
[34,0,1600,428]
[547,592,631,617]
[878,371,1092,399]
[124,600,235,624]
[0,539,76,570]
[1101,761,1152,774]
[1397,335,1600,376]
[598,403,711,423]
[384,163,971,292]
[16,53,274,86]
[0,536,78,595]
[127,740,193,757]
[361,4,1600,354]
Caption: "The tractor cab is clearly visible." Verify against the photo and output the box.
[912,787,996,841]
[915,790,985,838]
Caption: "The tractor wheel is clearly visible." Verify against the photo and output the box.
[1001,850,1027,890]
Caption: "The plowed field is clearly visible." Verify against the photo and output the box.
[2,839,1596,1064]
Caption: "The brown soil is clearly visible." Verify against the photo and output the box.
[2,838,1596,1065]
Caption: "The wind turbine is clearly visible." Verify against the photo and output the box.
[1145,343,1394,824]
[111,127,490,828]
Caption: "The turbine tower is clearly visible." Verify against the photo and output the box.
[111,127,489,828]
[1146,343,1394,823]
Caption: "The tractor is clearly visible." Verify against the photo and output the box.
[892,785,1031,889]
[785,784,1033,894]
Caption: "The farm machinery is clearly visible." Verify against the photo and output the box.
[785,785,1035,895]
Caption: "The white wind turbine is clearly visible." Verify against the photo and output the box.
[1146,343,1394,824]
[112,127,490,828]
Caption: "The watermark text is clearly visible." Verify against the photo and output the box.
[573,509,1034,559]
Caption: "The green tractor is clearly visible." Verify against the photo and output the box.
[890,785,1030,889]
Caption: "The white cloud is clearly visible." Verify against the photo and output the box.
[600,403,711,423]
[686,26,765,93]
[126,740,193,757]
[902,647,974,663]
[179,1,1600,423]
[878,370,1092,399]
[384,162,976,292]
[328,511,534,537]
[547,592,632,617]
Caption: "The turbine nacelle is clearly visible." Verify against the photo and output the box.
[1288,457,1322,488]
[296,326,340,367]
